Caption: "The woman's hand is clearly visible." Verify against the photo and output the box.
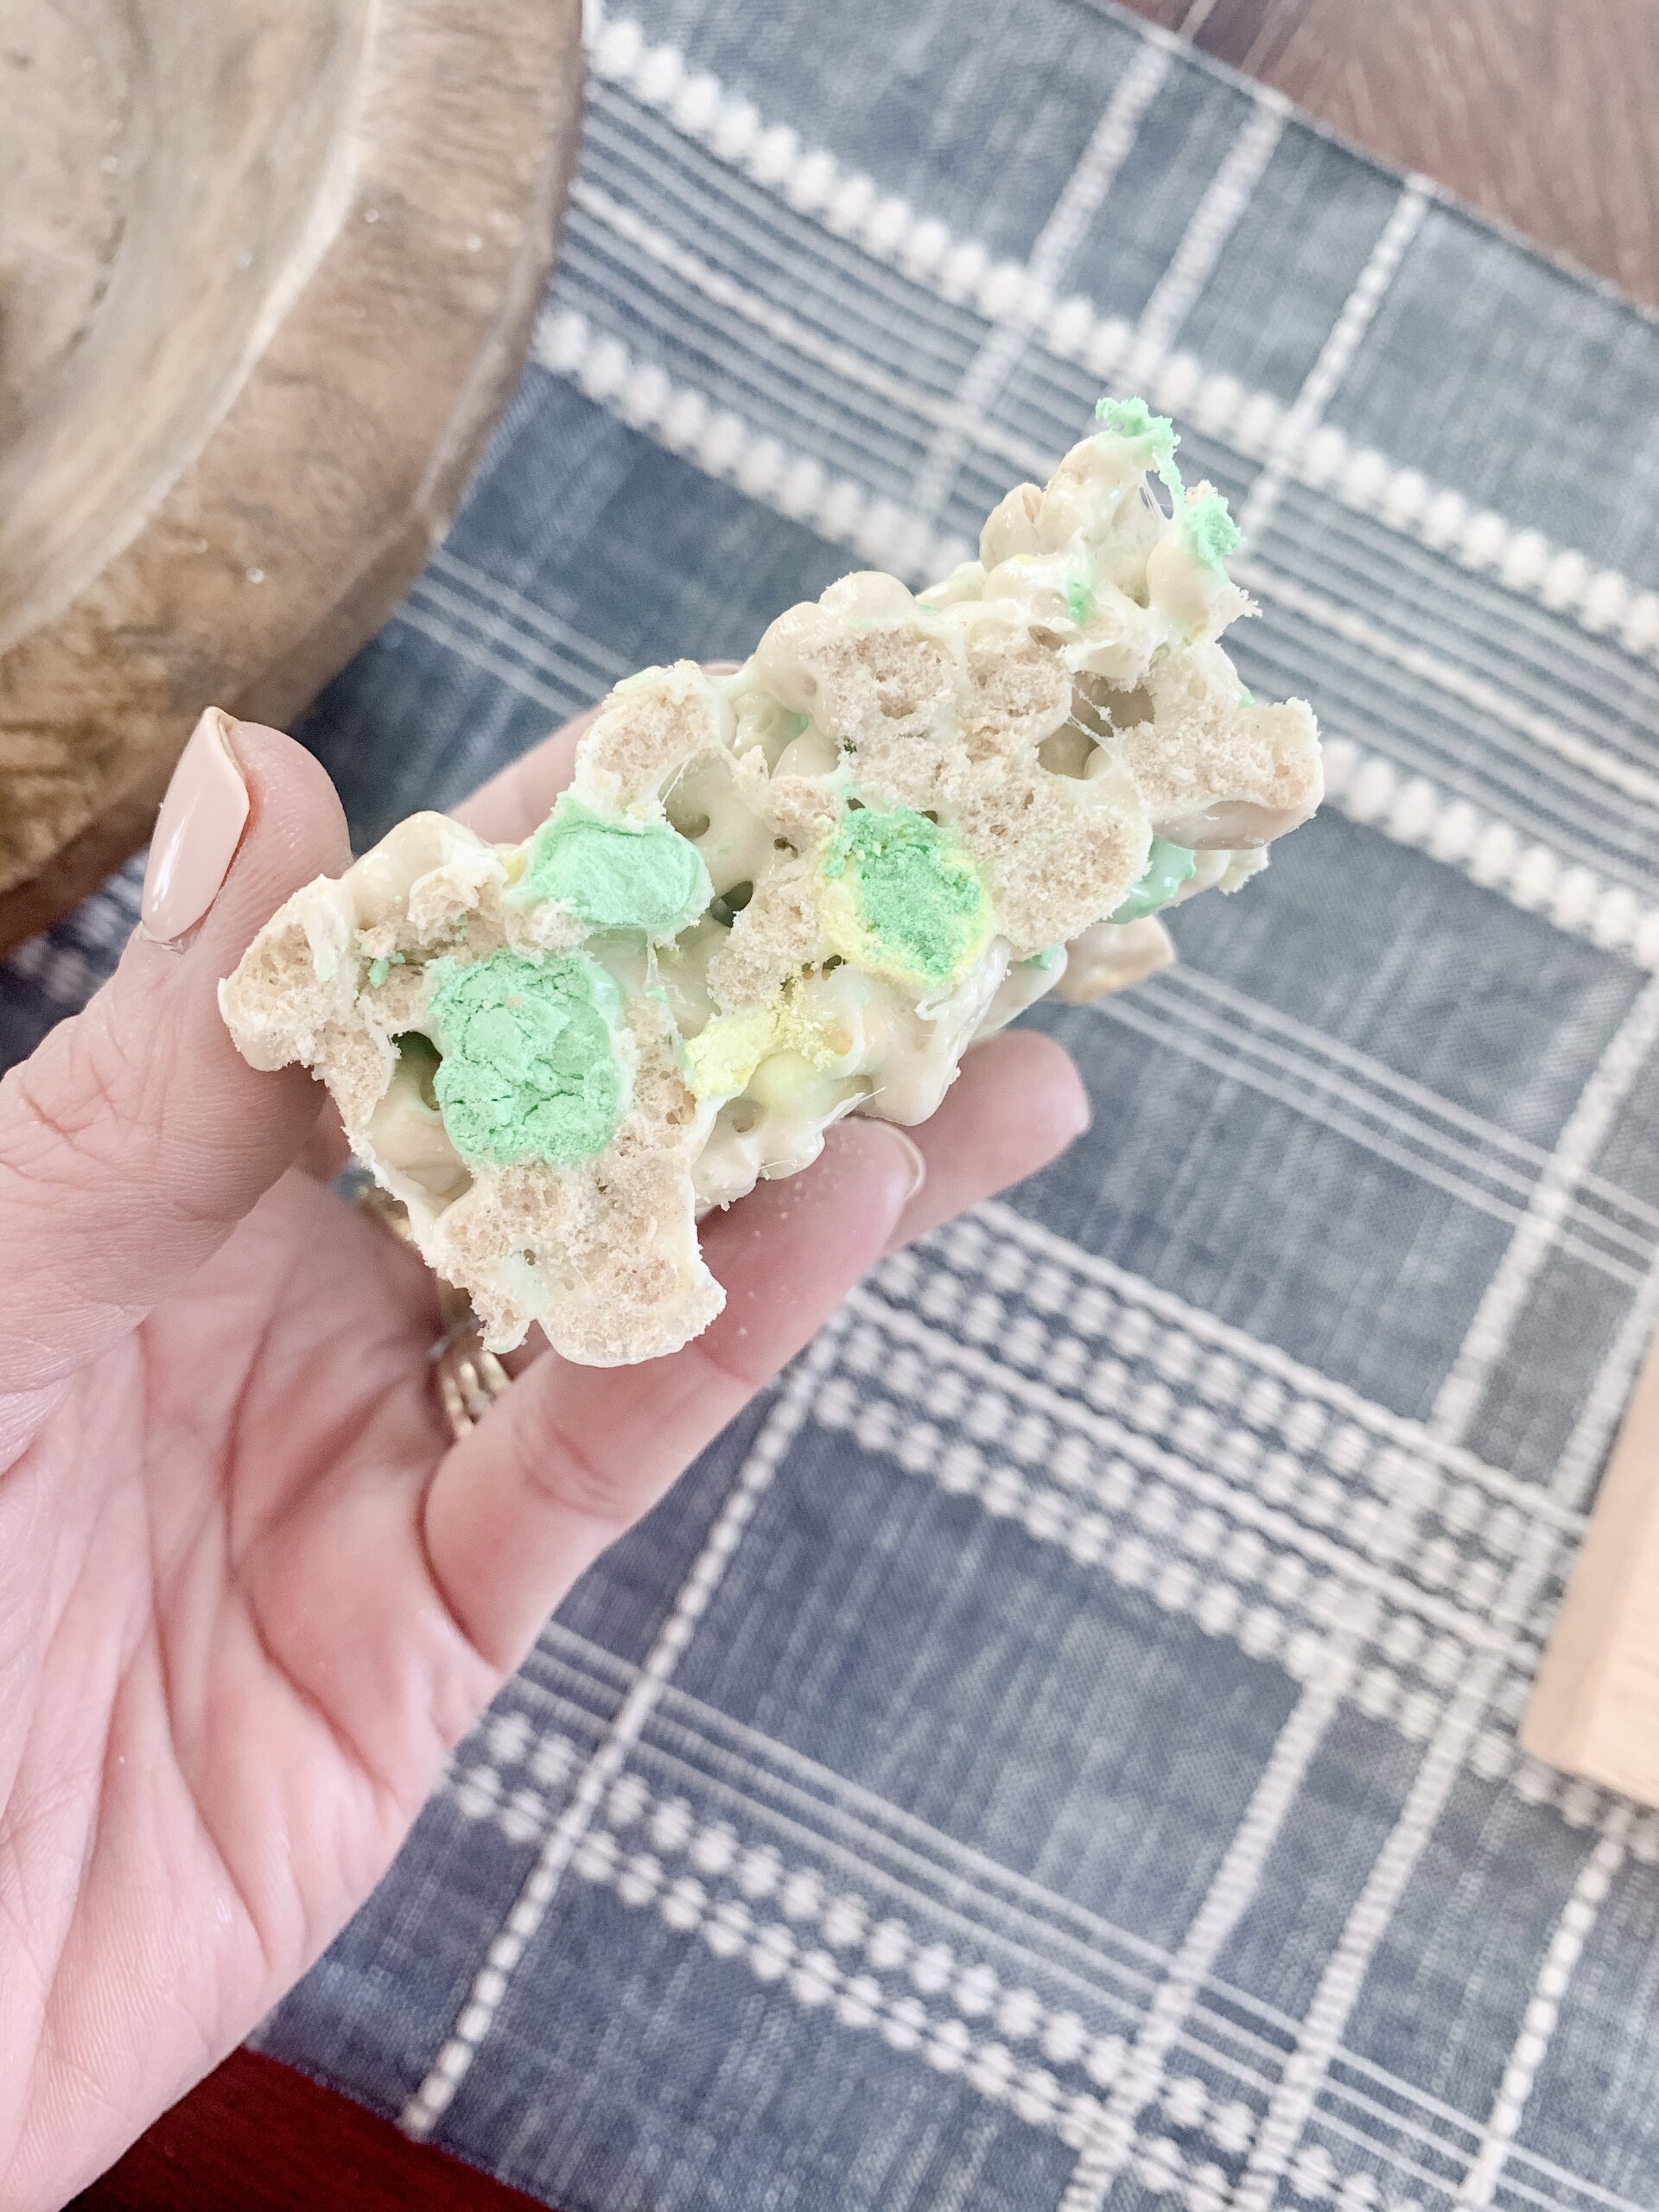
[0,709,1088,2207]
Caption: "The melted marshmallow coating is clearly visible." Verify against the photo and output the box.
[220,401,1321,1363]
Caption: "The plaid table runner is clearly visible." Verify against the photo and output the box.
[8,3,1659,2206]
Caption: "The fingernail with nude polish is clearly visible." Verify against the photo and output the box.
[883,1128,928,1205]
[141,708,251,943]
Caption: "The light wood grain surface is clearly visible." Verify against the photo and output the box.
[0,0,130,445]
[1122,0,1659,308]
[0,0,582,951]
[1522,1336,1659,1805]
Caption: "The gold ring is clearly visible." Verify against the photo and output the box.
[353,1179,511,1441]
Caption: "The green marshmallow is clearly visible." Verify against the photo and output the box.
[1095,394,1185,498]
[1109,837,1198,924]
[1183,489,1243,570]
[518,798,711,937]
[823,805,992,988]
[428,949,626,1168]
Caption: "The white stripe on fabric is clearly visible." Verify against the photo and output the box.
[1086,988,1649,1285]
[5,934,108,1008]
[1160,964,1659,1233]
[559,183,1659,866]
[838,1289,1548,1738]
[968,1201,1583,1531]
[1085,979,1656,1282]
[1317,737,1659,970]
[552,212,939,488]
[568,178,1042,476]
[926,1214,1653,1861]
[399,1314,849,2137]
[533,1622,1659,2196]
[441,1709,1652,2212]
[1237,181,1430,544]
[1178,0,1223,34]
[533,308,970,574]
[911,40,1172,521]
[1547,1243,1659,1513]
[391,601,580,719]
[575,88,986,396]
[1059,1675,1350,2211]
[1221,1490,1577,2212]
[429,547,633,684]
[1458,1810,1634,2210]
[909,1211,1644,1847]
[438,1748,1291,2195]
[586,17,1659,664]
[1245,491,1659,805]
[532,1636,1210,2018]
[567,1824,1112,2154]
[399,570,628,719]
[3,854,145,1014]
[1119,101,1287,394]
[445,1726,588,1845]
[550,176,1659,877]
[537,1614,1659,2019]
[1058,1085,1456,2212]
[884,1233,1555,1600]
[1432,979,1659,1443]
[529,308,1659,969]
[407,575,609,701]
[1236,559,1659,814]
[1233,594,1659,890]
[448,1761,1270,2183]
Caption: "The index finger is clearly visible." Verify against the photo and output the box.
[453,661,741,842]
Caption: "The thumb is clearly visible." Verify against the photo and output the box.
[0,709,351,1400]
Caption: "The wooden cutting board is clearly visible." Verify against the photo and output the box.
[0,0,582,951]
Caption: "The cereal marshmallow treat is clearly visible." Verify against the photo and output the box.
[221,401,1321,1363]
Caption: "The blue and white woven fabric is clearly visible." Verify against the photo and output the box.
[8,4,1659,2207]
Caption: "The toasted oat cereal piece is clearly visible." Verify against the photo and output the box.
[222,398,1320,1363]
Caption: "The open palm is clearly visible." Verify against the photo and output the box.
[0,715,1086,2209]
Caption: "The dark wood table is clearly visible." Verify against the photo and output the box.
[75,1,1658,2203]
[1128,0,1659,307]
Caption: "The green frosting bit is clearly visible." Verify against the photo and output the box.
[823,806,992,987]
[1183,490,1242,570]
[1065,571,1093,625]
[518,798,711,936]
[1096,395,1174,458]
[1237,687,1255,707]
[1024,944,1065,971]
[364,950,405,990]
[428,949,626,1168]
[1095,394,1185,496]
[1109,838,1198,924]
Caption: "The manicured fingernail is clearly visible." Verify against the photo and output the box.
[881,1127,928,1205]
[141,708,251,943]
